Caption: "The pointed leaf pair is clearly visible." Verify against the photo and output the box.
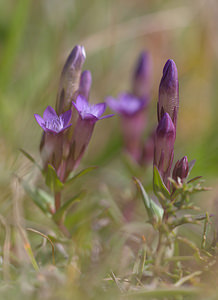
[153,166,170,199]
[134,177,163,225]
[45,164,64,193]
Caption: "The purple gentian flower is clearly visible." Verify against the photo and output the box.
[72,95,113,122]
[106,93,147,116]
[154,112,176,189]
[34,106,72,134]
[64,96,113,176]
[158,59,179,128]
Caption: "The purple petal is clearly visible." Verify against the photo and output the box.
[83,113,98,121]
[99,114,114,120]
[34,114,46,130]
[75,95,88,111]
[43,106,57,121]
[61,123,72,132]
[60,110,72,127]
[106,97,121,113]
[92,103,106,118]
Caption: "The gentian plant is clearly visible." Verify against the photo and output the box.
[132,59,212,289]
[22,45,113,234]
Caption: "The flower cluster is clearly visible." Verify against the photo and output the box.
[153,59,189,191]
[35,45,113,182]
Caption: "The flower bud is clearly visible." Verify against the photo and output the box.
[132,51,152,100]
[172,156,189,183]
[154,113,176,188]
[78,70,92,100]
[56,45,86,114]
[158,59,179,128]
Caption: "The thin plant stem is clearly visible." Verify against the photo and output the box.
[55,191,61,212]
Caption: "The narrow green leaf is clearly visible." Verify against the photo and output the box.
[187,176,202,184]
[22,180,53,215]
[53,191,85,223]
[19,148,42,171]
[188,159,196,176]
[134,177,163,224]
[45,164,64,193]
[66,166,97,185]
[153,166,170,199]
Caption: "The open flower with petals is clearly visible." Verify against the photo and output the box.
[34,106,72,134]
[107,93,147,162]
[64,96,113,176]
[72,95,114,122]
[35,106,72,172]
[106,93,147,116]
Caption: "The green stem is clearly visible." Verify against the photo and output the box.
[55,192,61,212]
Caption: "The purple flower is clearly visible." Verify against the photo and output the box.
[158,59,179,128]
[154,112,176,189]
[78,70,92,100]
[56,45,86,114]
[107,93,146,116]
[63,96,113,176]
[172,156,189,183]
[132,51,152,99]
[34,106,72,134]
[72,95,113,122]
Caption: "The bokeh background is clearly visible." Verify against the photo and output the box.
[0,0,218,299]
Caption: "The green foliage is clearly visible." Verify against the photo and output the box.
[134,177,163,225]
[45,164,64,193]
[22,180,53,215]
[52,191,85,223]
[153,165,171,199]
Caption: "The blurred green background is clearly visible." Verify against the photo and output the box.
[0,0,218,298]
[0,0,218,177]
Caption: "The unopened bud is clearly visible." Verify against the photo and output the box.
[78,70,92,100]
[158,59,179,128]
[172,156,189,183]
[56,45,86,114]
[154,112,176,188]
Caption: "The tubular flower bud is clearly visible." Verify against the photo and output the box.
[56,45,86,114]
[65,96,113,176]
[172,156,189,183]
[132,51,152,100]
[78,70,92,101]
[158,59,179,128]
[154,112,176,188]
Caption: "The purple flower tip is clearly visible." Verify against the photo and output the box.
[73,95,113,122]
[162,59,178,84]
[62,45,86,74]
[158,59,179,127]
[134,51,150,79]
[173,156,189,182]
[78,70,92,100]
[106,93,146,116]
[156,113,175,138]
[34,106,72,134]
